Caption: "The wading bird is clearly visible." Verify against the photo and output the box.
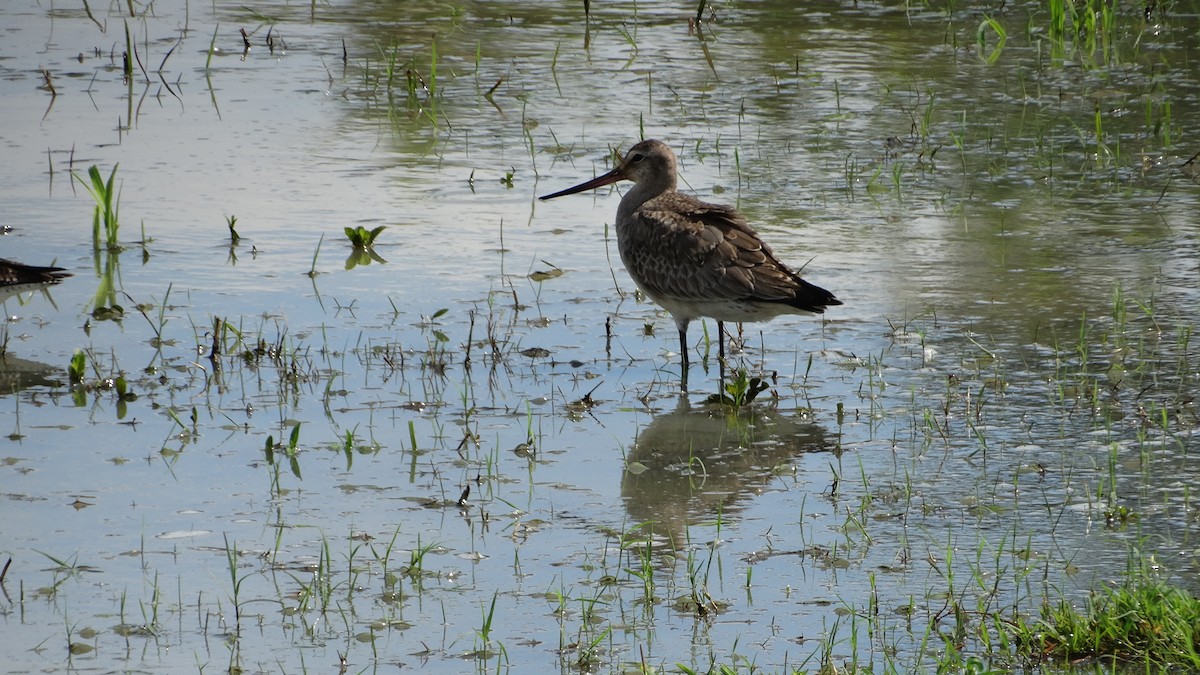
[0,258,72,304]
[539,139,840,390]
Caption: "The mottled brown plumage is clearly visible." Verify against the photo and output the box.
[0,259,71,286]
[0,258,71,304]
[540,139,840,387]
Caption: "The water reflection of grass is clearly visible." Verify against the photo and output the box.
[31,273,1200,674]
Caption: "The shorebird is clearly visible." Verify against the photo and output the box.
[539,139,841,389]
[0,258,72,304]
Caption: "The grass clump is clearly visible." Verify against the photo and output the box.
[344,224,385,249]
[76,164,122,252]
[226,215,241,245]
[707,368,770,407]
[1007,555,1200,670]
[343,225,387,269]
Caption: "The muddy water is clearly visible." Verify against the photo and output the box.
[1,1,1197,672]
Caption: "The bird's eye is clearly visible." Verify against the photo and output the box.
[630,153,645,163]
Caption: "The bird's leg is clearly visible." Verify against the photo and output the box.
[678,326,689,391]
[717,320,726,390]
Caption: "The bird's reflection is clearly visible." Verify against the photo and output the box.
[621,396,833,551]
[0,354,63,392]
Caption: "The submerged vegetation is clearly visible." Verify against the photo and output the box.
[26,265,1200,673]
[2,0,1199,674]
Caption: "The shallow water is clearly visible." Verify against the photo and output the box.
[1,1,1198,673]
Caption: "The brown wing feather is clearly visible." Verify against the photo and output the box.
[620,193,836,311]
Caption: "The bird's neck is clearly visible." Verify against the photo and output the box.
[617,178,675,224]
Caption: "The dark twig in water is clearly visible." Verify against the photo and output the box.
[211,317,223,359]
[157,38,180,73]
[691,22,717,76]
[121,290,167,342]
[465,309,475,366]
[1153,174,1173,207]
[40,67,56,96]
[126,23,148,82]
[81,0,105,32]
[485,76,504,98]
[157,37,183,104]
[605,316,612,359]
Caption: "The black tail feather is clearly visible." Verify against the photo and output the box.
[785,277,840,313]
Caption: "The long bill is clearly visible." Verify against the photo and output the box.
[538,167,626,200]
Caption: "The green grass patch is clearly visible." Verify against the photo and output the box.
[75,164,121,252]
[1006,556,1200,670]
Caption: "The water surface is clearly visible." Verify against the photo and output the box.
[1,1,1197,672]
